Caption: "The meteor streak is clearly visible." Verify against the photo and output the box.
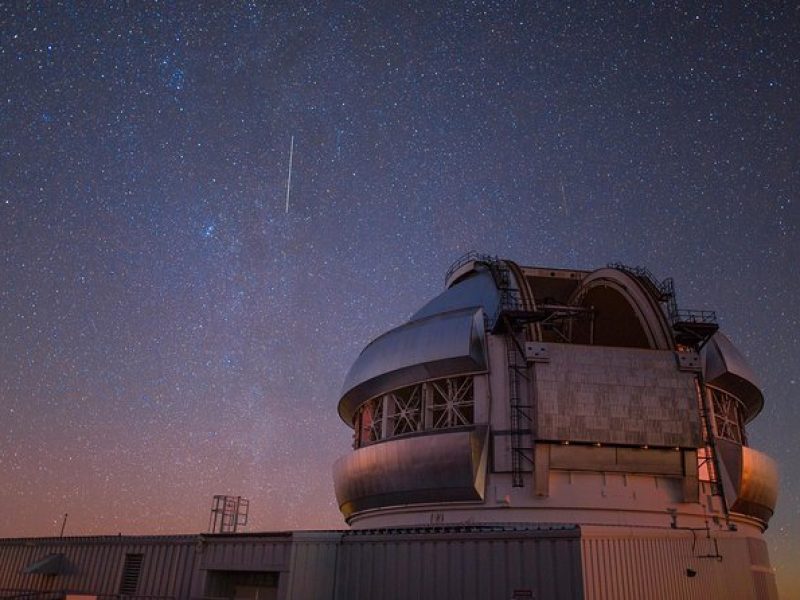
[285,135,294,214]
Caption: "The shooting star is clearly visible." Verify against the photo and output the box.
[285,135,294,214]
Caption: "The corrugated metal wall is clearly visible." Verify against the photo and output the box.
[581,528,777,600]
[1,527,776,600]
[0,533,299,599]
[283,533,341,600]
[196,533,293,600]
[197,533,292,572]
[332,528,583,600]
[0,535,197,598]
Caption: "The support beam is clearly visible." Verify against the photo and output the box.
[534,443,550,497]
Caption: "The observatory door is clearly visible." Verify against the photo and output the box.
[204,570,278,600]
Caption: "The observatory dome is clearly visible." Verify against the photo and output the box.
[333,255,778,535]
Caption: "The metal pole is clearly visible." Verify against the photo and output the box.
[233,496,241,533]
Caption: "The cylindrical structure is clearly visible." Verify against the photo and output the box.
[333,256,778,554]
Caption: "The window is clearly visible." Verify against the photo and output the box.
[695,381,720,493]
[427,377,474,428]
[387,385,422,436]
[354,376,475,448]
[708,386,747,445]
[356,397,384,446]
[697,445,717,483]
[695,384,745,495]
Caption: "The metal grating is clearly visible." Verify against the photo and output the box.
[118,553,144,595]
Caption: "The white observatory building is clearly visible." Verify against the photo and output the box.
[0,255,780,599]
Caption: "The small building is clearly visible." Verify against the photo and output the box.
[1,256,780,599]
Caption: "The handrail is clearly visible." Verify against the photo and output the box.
[607,262,674,300]
[672,309,718,324]
[444,251,499,285]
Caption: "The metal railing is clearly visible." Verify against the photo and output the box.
[608,262,719,330]
[607,262,675,302]
[671,309,718,324]
[444,251,499,285]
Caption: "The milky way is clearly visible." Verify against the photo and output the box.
[1,3,797,596]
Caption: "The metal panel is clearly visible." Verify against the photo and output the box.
[752,571,780,600]
[0,535,197,598]
[702,332,764,421]
[338,308,487,424]
[283,532,341,600]
[581,528,762,600]
[0,526,776,600]
[549,444,684,476]
[199,533,293,572]
[568,268,674,350]
[411,270,500,322]
[332,526,583,600]
[332,426,489,519]
[716,442,779,523]
[534,344,702,448]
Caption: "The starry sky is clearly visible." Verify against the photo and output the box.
[1,1,797,595]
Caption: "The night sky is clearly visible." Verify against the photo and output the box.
[1,2,797,595]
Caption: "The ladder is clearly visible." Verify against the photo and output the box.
[489,260,534,488]
[506,326,533,487]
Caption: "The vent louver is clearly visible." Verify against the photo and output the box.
[118,553,144,595]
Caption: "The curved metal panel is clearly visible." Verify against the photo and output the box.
[505,259,543,340]
[568,268,674,350]
[716,440,778,525]
[444,258,480,288]
[332,426,488,519]
[735,446,779,522]
[702,332,764,421]
[338,308,487,424]
[411,270,500,322]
